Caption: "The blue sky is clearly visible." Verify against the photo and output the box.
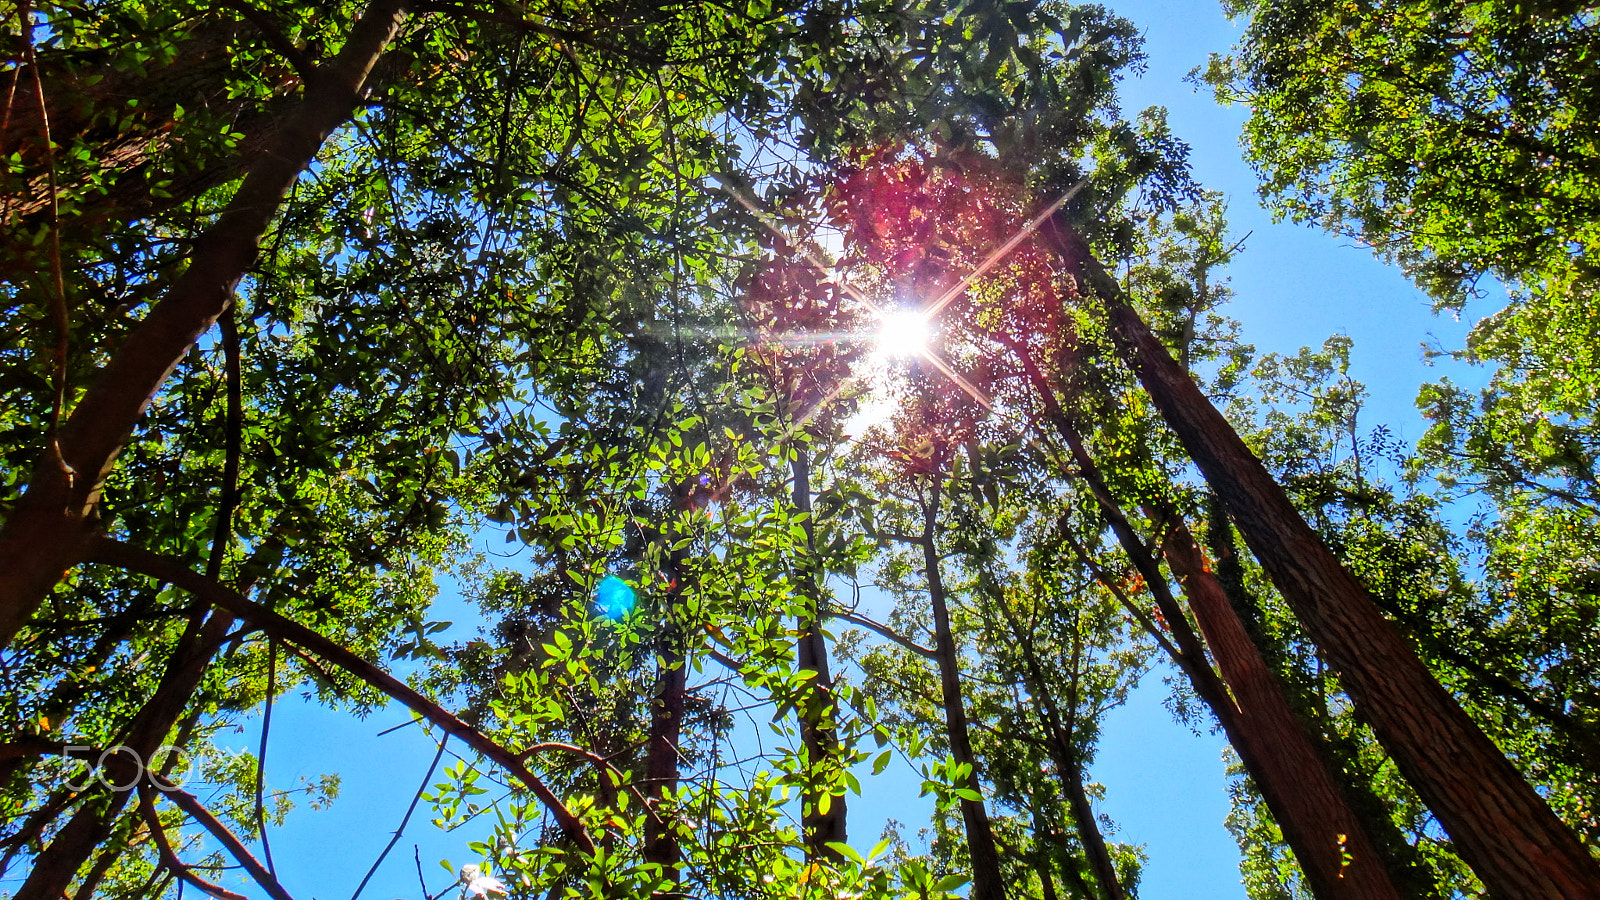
[174,4,1501,900]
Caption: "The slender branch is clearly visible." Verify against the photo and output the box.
[1062,535,1186,667]
[153,779,296,900]
[206,303,245,582]
[253,637,278,877]
[0,0,410,648]
[19,0,72,479]
[89,536,595,853]
[350,735,447,900]
[217,0,319,84]
[830,609,937,659]
[138,785,248,900]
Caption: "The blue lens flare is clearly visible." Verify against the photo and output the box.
[595,575,636,620]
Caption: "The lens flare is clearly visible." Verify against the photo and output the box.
[595,575,636,620]
[876,310,932,359]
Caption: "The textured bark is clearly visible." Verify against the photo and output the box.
[920,478,1007,900]
[1042,217,1600,900]
[1009,343,1398,899]
[1155,512,1398,900]
[14,609,234,900]
[642,620,686,887]
[0,18,296,294]
[791,448,848,860]
[0,0,410,648]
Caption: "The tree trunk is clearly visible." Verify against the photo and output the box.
[0,0,410,649]
[643,498,689,893]
[1154,511,1399,900]
[1009,341,1400,898]
[995,597,1123,900]
[791,447,848,861]
[1042,217,1600,900]
[15,609,234,900]
[920,477,1007,900]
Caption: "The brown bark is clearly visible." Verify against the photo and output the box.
[791,447,849,861]
[0,19,288,280]
[1155,512,1399,899]
[86,535,594,851]
[0,0,410,649]
[642,621,686,888]
[920,477,1007,900]
[1041,218,1600,900]
[1007,341,1399,898]
[14,608,235,900]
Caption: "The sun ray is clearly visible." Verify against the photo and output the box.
[707,176,884,317]
[923,180,1088,320]
[919,351,996,414]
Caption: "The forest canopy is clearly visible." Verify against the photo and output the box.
[2,1,1598,899]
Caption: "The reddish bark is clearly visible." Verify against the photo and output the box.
[1007,341,1399,898]
[642,609,686,888]
[1156,513,1399,899]
[0,0,410,648]
[0,19,287,278]
[1042,218,1600,900]
[643,492,691,892]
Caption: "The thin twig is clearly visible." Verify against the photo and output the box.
[217,0,319,84]
[19,0,73,482]
[829,609,937,659]
[350,735,447,900]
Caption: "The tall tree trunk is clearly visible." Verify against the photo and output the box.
[643,496,690,893]
[0,0,410,649]
[1007,341,1400,899]
[1042,218,1600,900]
[920,477,1006,900]
[1153,511,1399,900]
[1202,499,1448,899]
[994,597,1123,900]
[791,447,848,861]
[15,609,234,900]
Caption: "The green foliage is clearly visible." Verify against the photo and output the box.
[8,0,1599,898]
[1207,0,1600,307]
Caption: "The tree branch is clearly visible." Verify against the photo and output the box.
[0,0,410,648]
[138,785,248,900]
[89,535,595,853]
[152,778,296,900]
[830,609,937,659]
[217,0,319,85]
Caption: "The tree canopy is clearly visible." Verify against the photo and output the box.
[2,1,1598,899]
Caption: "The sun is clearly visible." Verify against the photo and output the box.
[875,309,933,359]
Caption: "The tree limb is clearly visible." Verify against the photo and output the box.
[88,535,595,853]
[138,785,248,900]
[150,778,296,900]
[830,609,937,659]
